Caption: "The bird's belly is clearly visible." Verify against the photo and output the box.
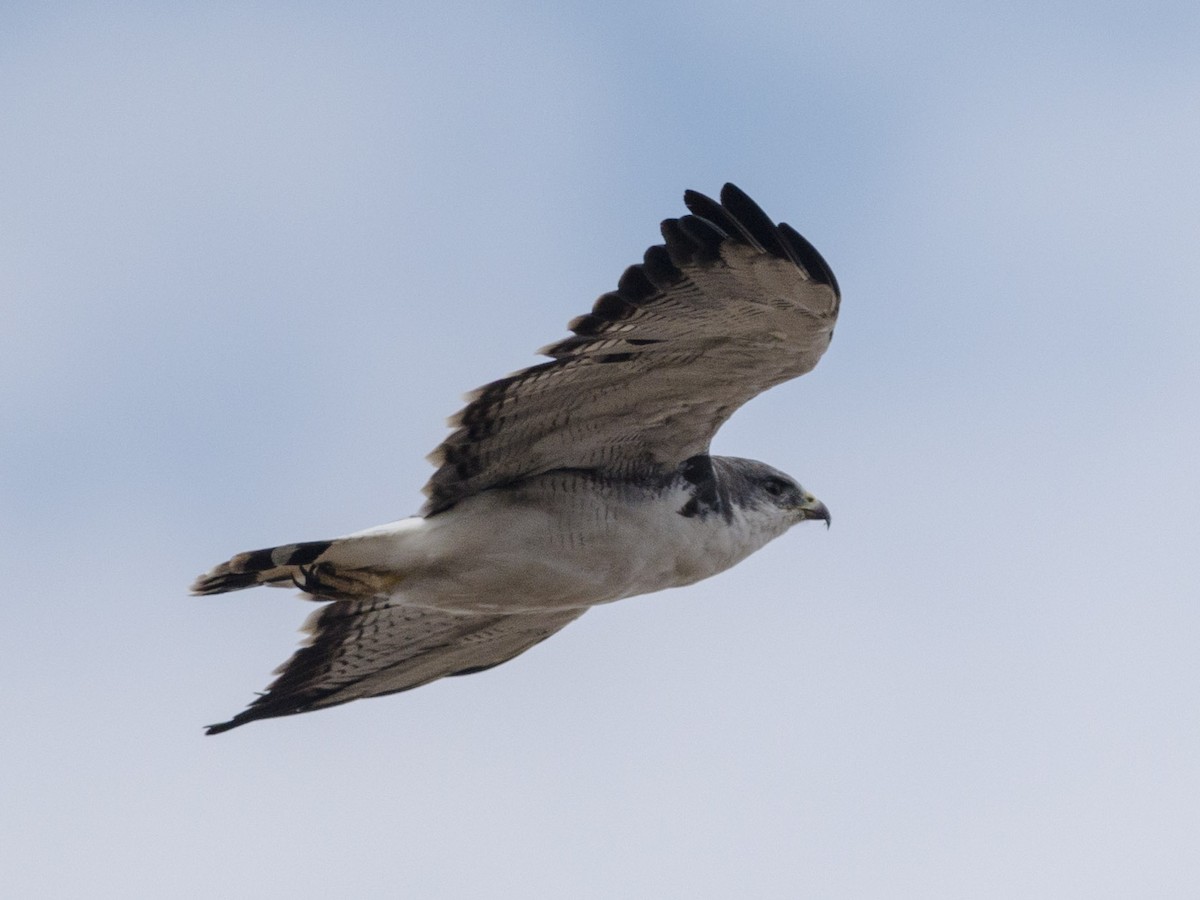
[393,481,753,613]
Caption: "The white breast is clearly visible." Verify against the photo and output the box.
[342,472,790,614]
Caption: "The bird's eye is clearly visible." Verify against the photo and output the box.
[763,477,789,497]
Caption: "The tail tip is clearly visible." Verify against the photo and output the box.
[190,566,260,595]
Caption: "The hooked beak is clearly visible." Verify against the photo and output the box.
[798,496,831,529]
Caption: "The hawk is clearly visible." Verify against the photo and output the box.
[193,184,839,734]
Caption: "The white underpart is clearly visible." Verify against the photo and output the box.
[324,473,796,614]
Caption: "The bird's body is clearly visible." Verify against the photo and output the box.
[195,184,839,733]
[200,458,809,616]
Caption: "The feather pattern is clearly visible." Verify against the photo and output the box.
[194,184,839,733]
[205,602,586,734]
[423,184,839,515]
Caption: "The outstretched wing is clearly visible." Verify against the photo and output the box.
[206,601,586,734]
[423,183,840,515]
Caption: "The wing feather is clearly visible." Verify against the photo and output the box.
[205,602,586,734]
[423,183,839,515]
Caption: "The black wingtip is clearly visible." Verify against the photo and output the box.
[203,702,289,735]
[682,187,742,240]
[204,693,297,735]
[715,183,790,258]
[778,222,841,298]
[693,183,840,299]
[719,181,747,203]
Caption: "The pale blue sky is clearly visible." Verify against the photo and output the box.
[3,3,1198,898]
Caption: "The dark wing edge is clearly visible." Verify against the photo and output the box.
[205,601,586,734]
[422,183,839,516]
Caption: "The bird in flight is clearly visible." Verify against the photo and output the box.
[193,184,839,734]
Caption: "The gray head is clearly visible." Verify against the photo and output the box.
[711,457,831,528]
